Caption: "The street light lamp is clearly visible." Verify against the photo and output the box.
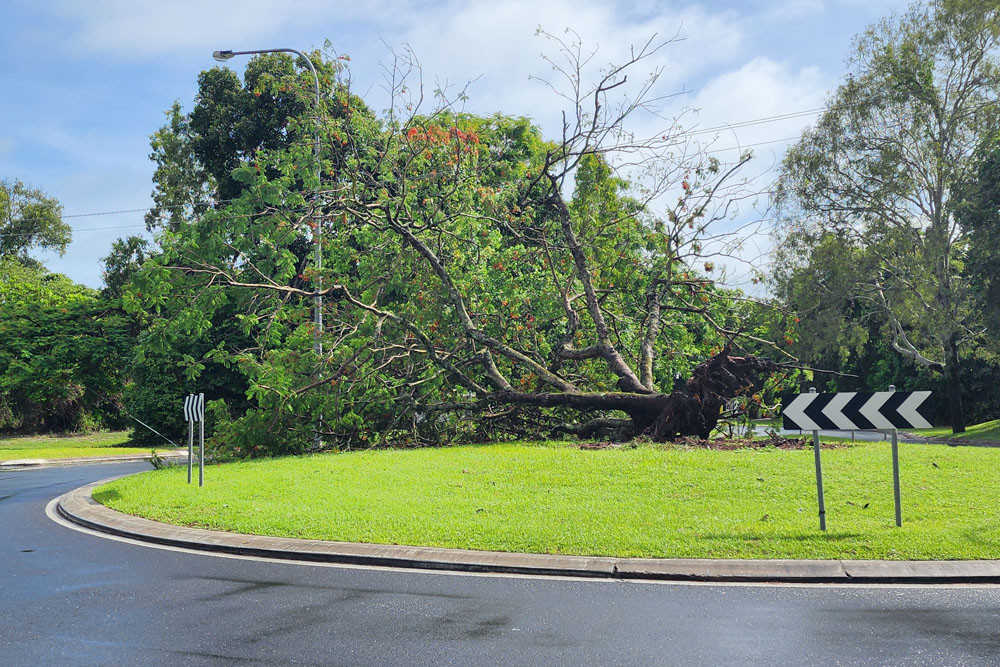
[213,47,324,445]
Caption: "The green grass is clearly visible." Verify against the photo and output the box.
[0,431,175,461]
[95,440,1000,560]
[907,419,1000,442]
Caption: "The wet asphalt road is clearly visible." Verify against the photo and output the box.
[2,463,1000,666]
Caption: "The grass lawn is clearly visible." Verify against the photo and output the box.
[95,440,1000,560]
[0,431,175,462]
[907,419,1000,442]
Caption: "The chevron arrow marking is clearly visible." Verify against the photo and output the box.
[803,393,836,430]
[822,392,858,430]
[783,390,933,430]
[859,392,896,430]
[896,391,932,429]
[783,393,820,431]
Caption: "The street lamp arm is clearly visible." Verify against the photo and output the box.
[212,48,321,104]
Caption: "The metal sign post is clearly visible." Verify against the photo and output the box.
[809,387,826,531]
[187,410,194,484]
[888,385,902,527]
[782,386,932,529]
[183,393,205,486]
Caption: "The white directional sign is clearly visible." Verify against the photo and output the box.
[183,393,205,423]
[782,391,932,431]
[183,393,206,486]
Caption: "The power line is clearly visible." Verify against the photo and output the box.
[1,135,796,239]
[0,206,311,239]
[0,104,832,237]
[685,107,827,138]
[64,207,159,219]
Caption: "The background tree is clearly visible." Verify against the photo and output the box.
[956,130,1000,337]
[0,260,131,432]
[775,0,1000,432]
[101,235,150,299]
[115,52,339,441]
[145,53,339,232]
[0,180,69,267]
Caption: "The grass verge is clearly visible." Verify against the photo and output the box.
[907,419,1000,442]
[95,440,1000,560]
[0,431,174,462]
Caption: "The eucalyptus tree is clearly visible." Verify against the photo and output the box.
[776,0,1000,432]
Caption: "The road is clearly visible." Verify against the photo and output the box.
[2,463,1000,666]
[755,424,940,444]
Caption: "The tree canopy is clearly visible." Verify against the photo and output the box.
[0,180,69,267]
[775,0,1000,432]
[0,260,131,432]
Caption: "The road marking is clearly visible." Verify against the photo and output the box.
[44,498,1000,591]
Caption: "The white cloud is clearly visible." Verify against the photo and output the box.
[686,56,828,147]
[391,1,745,136]
[41,0,376,57]
[19,0,876,290]
[667,58,832,291]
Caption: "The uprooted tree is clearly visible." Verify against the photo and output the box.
[130,34,796,452]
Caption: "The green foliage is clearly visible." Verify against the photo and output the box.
[0,261,132,432]
[0,180,69,265]
[101,235,150,299]
[956,131,1000,337]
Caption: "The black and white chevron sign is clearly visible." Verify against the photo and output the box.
[183,393,205,423]
[782,391,932,431]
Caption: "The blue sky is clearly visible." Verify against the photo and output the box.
[0,0,910,288]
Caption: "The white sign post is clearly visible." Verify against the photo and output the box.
[183,393,205,486]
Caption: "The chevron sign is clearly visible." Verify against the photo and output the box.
[782,391,932,431]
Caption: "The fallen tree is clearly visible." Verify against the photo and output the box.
[132,35,796,451]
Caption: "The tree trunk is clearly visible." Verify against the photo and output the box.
[496,351,779,442]
[945,337,965,434]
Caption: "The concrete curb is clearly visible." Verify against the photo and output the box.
[56,479,1000,583]
[1,451,187,469]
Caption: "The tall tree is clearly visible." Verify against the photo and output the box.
[145,52,338,232]
[776,0,1000,432]
[956,130,1000,337]
[0,180,69,266]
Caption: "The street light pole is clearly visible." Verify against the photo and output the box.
[213,48,324,447]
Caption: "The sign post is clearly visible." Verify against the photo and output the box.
[809,387,826,531]
[782,387,931,529]
[183,393,205,486]
[187,407,194,484]
[888,385,902,527]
